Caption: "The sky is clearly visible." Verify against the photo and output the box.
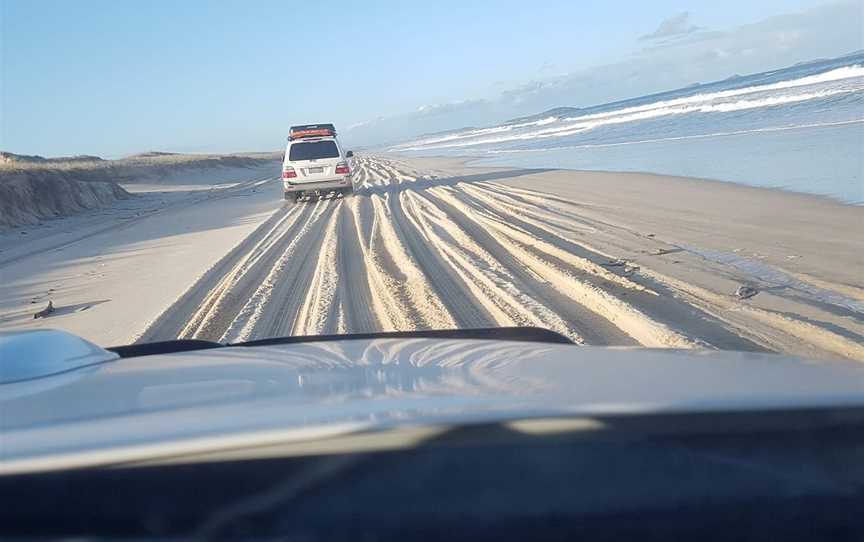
[1,0,862,157]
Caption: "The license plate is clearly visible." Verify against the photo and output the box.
[308,167,324,174]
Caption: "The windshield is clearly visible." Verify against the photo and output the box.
[289,140,340,161]
[1,1,862,363]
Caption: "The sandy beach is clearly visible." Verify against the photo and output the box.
[1,155,861,360]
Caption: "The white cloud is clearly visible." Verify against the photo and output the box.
[345,115,386,131]
[639,12,702,41]
[415,99,489,116]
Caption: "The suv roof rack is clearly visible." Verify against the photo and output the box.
[289,124,337,140]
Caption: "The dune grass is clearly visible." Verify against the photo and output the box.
[0,151,281,175]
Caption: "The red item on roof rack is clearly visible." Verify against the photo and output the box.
[289,124,337,140]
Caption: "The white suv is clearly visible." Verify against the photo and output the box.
[281,124,354,202]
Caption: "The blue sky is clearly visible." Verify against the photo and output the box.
[2,0,862,156]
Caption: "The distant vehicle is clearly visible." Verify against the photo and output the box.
[281,124,354,203]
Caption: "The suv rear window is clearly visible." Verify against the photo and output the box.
[289,141,340,161]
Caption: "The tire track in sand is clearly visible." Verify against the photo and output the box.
[138,201,307,342]
[143,156,812,355]
[334,200,378,333]
[386,186,493,328]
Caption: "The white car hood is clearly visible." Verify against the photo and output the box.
[2,335,864,474]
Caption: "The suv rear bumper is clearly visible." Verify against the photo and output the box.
[283,176,351,193]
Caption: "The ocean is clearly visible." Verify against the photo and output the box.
[390,53,864,204]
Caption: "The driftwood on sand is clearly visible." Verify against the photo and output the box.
[33,301,55,319]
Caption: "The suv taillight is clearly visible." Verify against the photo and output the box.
[282,167,297,179]
[335,162,349,175]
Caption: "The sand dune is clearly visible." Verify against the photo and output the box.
[0,152,280,227]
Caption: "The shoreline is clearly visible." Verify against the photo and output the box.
[472,159,864,207]
[384,151,864,208]
[382,113,864,206]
